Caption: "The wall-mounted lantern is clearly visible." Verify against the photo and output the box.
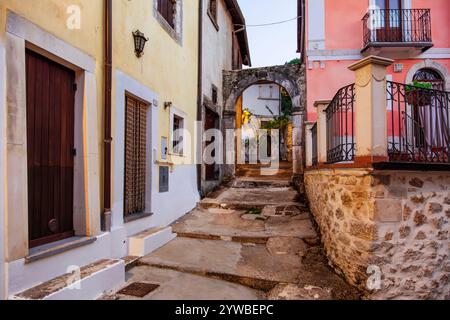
[133,30,149,58]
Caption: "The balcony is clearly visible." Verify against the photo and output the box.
[362,9,433,56]
[306,56,450,171]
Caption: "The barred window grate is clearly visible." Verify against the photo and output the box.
[125,96,148,217]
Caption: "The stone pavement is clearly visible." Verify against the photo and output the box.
[102,164,361,300]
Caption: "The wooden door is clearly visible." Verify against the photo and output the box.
[124,95,147,217]
[376,0,403,42]
[26,49,76,248]
[205,108,219,181]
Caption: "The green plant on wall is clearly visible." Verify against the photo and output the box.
[286,58,301,65]
[405,80,433,92]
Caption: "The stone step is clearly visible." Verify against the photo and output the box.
[199,187,300,210]
[231,178,291,189]
[122,256,141,272]
[173,208,317,243]
[12,259,124,300]
[128,227,176,257]
[102,266,264,300]
[137,237,303,291]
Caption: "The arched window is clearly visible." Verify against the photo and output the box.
[413,68,445,91]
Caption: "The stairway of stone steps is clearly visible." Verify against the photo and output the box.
[102,167,360,300]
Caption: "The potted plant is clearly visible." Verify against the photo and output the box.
[405,80,433,106]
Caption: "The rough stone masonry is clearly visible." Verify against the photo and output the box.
[304,169,450,300]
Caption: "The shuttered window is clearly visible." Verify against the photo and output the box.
[209,0,218,23]
[157,0,176,28]
[124,96,148,217]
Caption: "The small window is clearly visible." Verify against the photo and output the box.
[208,0,218,25]
[157,0,176,29]
[212,85,218,104]
[172,114,184,155]
[159,166,169,193]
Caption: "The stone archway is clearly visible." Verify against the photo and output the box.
[222,64,306,183]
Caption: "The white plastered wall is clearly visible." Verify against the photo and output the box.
[243,84,281,117]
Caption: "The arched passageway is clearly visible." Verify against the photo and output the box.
[222,63,306,183]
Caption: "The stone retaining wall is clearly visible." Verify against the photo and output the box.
[304,168,450,300]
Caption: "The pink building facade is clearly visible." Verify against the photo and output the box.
[305,0,450,121]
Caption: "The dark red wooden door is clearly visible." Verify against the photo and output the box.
[205,109,219,181]
[26,49,76,248]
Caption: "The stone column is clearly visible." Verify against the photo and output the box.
[304,121,315,167]
[348,56,393,161]
[314,100,331,164]
[291,108,304,176]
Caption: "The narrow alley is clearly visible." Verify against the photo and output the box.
[103,164,360,300]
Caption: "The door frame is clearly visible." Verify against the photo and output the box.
[4,12,101,260]
[113,70,157,231]
[204,107,220,182]
[25,49,77,248]
[370,0,412,41]
[123,93,151,219]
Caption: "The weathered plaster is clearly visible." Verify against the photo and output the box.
[199,0,238,196]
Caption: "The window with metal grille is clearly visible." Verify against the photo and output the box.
[208,0,218,24]
[157,0,176,28]
[124,96,148,217]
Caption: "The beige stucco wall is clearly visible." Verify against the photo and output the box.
[305,168,450,300]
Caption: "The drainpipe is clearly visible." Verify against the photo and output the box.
[102,0,113,232]
[196,0,204,197]
[298,0,306,64]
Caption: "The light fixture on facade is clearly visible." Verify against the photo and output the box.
[164,102,172,110]
[133,30,149,58]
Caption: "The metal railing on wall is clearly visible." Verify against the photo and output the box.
[387,81,450,164]
[325,84,356,164]
[311,123,318,166]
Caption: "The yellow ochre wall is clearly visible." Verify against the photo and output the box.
[112,0,199,167]
[0,0,200,210]
[0,0,105,207]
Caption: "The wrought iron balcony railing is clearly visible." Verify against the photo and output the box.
[362,9,432,50]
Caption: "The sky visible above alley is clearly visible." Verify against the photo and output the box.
[238,0,299,67]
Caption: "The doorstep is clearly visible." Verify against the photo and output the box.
[26,236,97,264]
[12,259,124,300]
[128,227,176,257]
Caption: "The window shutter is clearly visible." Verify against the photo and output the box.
[158,0,176,28]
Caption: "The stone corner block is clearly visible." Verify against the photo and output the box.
[374,199,402,223]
